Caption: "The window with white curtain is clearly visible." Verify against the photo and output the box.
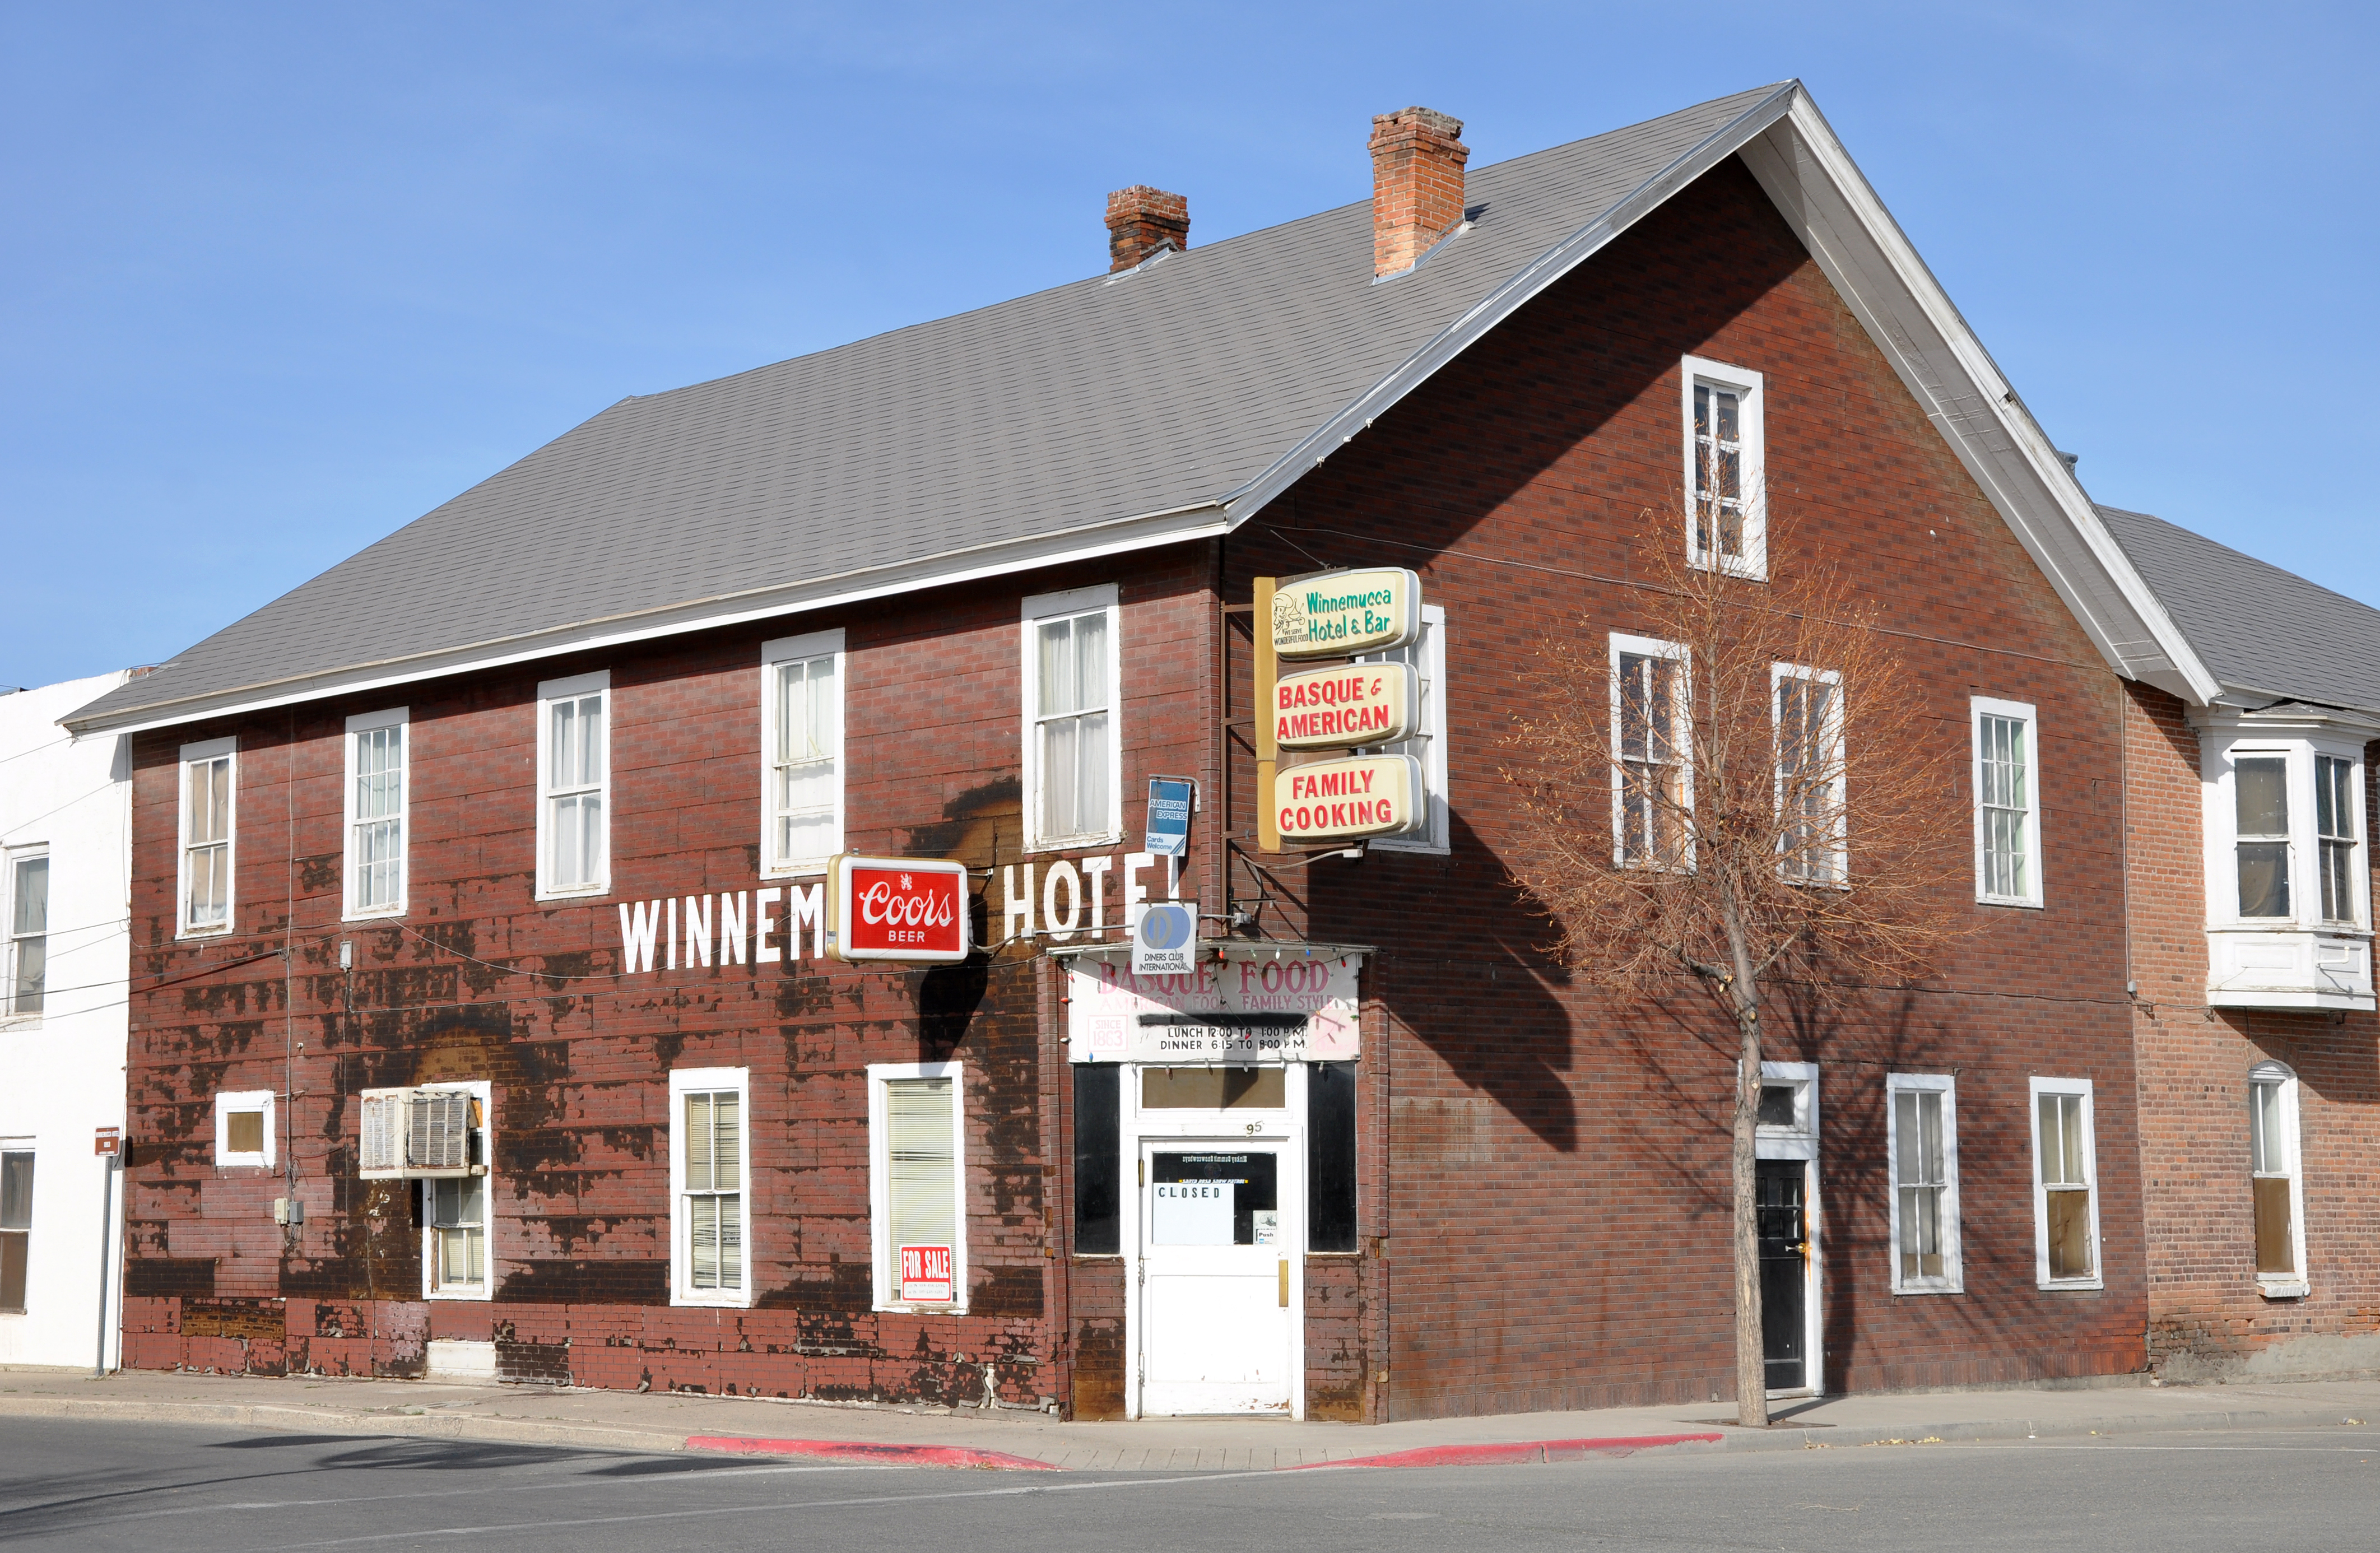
[671,1067,750,1305]
[1886,1073,1961,1293]
[761,630,844,875]
[537,672,609,898]
[179,737,236,936]
[870,1062,966,1311]
[5,850,47,1020]
[345,709,407,918]
[1023,586,1119,849]
[1972,698,2043,907]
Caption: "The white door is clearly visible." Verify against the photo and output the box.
[1138,1142,1298,1415]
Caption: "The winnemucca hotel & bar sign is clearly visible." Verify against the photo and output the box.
[69,85,2232,1419]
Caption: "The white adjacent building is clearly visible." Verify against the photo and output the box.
[0,671,133,1369]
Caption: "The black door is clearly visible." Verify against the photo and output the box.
[1756,1159,1808,1391]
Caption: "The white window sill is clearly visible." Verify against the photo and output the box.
[2036,1277,2105,1292]
[2257,1278,2310,1300]
[215,1156,271,1171]
[1025,835,1122,856]
[759,863,831,880]
[874,1301,970,1316]
[0,1016,41,1033]
[1975,894,2045,910]
[1891,1282,1966,1296]
[536,884,611,903]
[343,905,407,924]
[672,1291,755,1309]
[425,1287,492,1302]
[1691,555,1770,583]
[176,924,236,940]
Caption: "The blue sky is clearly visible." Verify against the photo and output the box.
[4,2,2373,690]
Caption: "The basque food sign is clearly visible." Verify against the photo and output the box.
[1270,568,1421,659]
[1273,662,1418,751]
[1065,954,1361,1064]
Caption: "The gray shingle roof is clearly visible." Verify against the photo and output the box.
[2098,504,2380,717]
[67,85,1790,734]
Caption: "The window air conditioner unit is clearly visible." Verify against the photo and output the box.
[359,1087,485,1180]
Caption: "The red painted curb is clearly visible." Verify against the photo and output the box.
[686,1435,1060,1471]
[1296,1433,1725,1470]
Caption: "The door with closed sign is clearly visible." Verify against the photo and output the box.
[1138,1142,1299,1415]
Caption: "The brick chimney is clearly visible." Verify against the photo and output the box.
[1368,106,1468,277]
[1106,186,1190,272]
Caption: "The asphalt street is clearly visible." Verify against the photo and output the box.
[4,1416,2377,1551]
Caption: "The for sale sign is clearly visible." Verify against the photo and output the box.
[1273,661,1418,751]
[1275,754,1425,842]
[1270,568,1422,659]
[825,855,971,963]
[899,1244,955,1303]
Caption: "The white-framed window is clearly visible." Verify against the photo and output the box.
[1364,603,1449,853]
[868,1061,968,1312]
[214,1088,275,1170]
[670,1066,751,1306]
[2197,720,2370,938]
[419,1080,491,1299]
[1971,698,2043,908]
[0,1147,30,1314]
[2028,1077,2102,1290]
[760,629,845,876]
[178,736,236,937]
[2233,751,2292,919]
[1610,633,1691,868]
[1773,663,1844,885]
[536,671,610,899]
[343,708,408,919]
[1022,585,1121,851]
[4,848,48,1021]
[1680,355,1767,578]
[2249,1061,2308,1296]
[1886,1073,1961,1294]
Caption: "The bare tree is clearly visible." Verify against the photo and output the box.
[1503,501,1969,1426]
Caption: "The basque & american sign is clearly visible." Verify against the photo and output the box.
[1272,661,1417,751]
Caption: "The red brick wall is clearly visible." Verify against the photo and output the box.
[2126,682,2380,1377]
[122,553,1218,1403]
[1225,155,2146,1417]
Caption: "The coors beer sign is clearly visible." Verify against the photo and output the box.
[825,855,971,963]
[1270,568,1421,659]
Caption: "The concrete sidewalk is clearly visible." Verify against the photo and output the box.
[3,1365,2377,1472]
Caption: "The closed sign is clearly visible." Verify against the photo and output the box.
[1151,1182,1235,1245]
[1275,754,1425,841]
[827,855,971,963]
[1273,662,1417,751]
[899,1244,955,1301]
[1270,568,1421,659]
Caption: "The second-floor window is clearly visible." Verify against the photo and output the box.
[1773,664,1843,885]
[179,737,236,935]
[1680,356,1767,578]
[1024,586,1119,849]
[345,709,407,918]
[1972,698,2043,907]
[762,630,844,875]
[6,850,45,1019]
[537,672,610,898]
[2316,754,2358,923]
[1610,635,1689,867]
[2234,754,2291,918]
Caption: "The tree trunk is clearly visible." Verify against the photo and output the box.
[1720,876,1769,1428]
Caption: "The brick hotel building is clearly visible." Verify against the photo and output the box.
[62,83,2380,1418]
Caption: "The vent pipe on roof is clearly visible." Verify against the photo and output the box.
[1369,106,1468,277]
[1106,186,1190,273]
